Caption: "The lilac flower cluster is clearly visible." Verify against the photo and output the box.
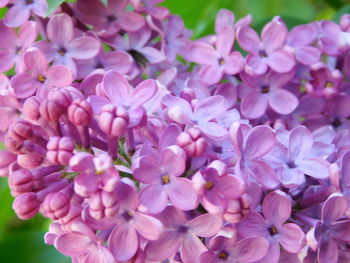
[1,1,350,262]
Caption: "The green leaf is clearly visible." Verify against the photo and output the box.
[101,0,108,6]
[333,4,350,23]
[0,231,70,263]
[46,0,65,16]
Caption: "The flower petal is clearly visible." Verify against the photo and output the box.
[109,224,138,262]
[168,177,198,211]
[262,190,291,226]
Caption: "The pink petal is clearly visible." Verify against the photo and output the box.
[237,212,268,238]
[168,177,198,211]
[318,239,338,263]
[55,232,92,257]
[4,5,30,28]
[188,213,222,237]
[132,155,161,183]
[248,160,279,189]
[32,0,48,17]
[216,25,234,56]
[0,50,15,72]
[215,9,235,33]
[268,88,299,115]
[262,190,291,226]
[134,212,163,240]
[161,145,186,176]
[68,36,100,60]
[11,74,40,99]
[145,232,182,261]
[321,193,347,223]
[216,175,245,199]
[199,65,224,85]
[296,46,320,65]
[246,54,268,75]
[47,14,73,45]
[195,95,228,122]
[241,91,268,119]
[189,42,218,65]
[199,121,228,140]
[233,237,269,262]
[245,125,275,159]
[262,17,287,52]
[131,79,158,108]
[180,234,208,263]
[341,152,350,187]
[87,95,109,114]
[109,224,138,262]
[83,245,115,263]
[278,223,305,253]
[162,95,194,124]
[118,12,145,32]
[297,158,330,179]
[103,51,132,74]
[24,48,47,73]
[46,65,73,87]
[138,46,166,64]
[139,184,168,214]
[102,70,132,105]
[267,50,295,73]
[289,126,313,162]
[237,26,260,53]
[224,51,244,75]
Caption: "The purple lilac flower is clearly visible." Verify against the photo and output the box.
[238,191,305,263]
[237,16,295,75]
[35,14,100,75]
[4,0,47,28]
[307,193,350,263]
[145,206,222,263]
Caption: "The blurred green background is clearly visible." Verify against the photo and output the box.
[0,0,349,262]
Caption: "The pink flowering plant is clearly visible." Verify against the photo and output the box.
[1,0,350,263]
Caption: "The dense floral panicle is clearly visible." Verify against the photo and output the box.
[1,2,350,263]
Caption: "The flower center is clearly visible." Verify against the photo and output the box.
[287,161,297,169]
[36,74,46,83]
[122,210,133,222]
[218,251,229,260]
[332,118,341,128]
[58,47,67,56]
[204,181,214,190]
[128,49,148,67]
[95,62,104,69]
[259,49,268,58]
[261,85,270,94]
[25,0,34,5]
[219,58,225,65]
[178,225,188,233]
[107,15,117,23]
[161,175,170,185]
[268,226,278,236]
[325,81,334,89]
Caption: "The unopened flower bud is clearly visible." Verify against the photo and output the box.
[99,104,129,137]
[9,169,33,197]
[8,120,33,141]
[47,137,74,165]
[17,152,44,169]
[13,192,40,220]
[42,192,71,220]
[40,99,65,122]
[48,88,73,108]
[23,96,41,120]
[68,99,93,126]
[176,127,206,156]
